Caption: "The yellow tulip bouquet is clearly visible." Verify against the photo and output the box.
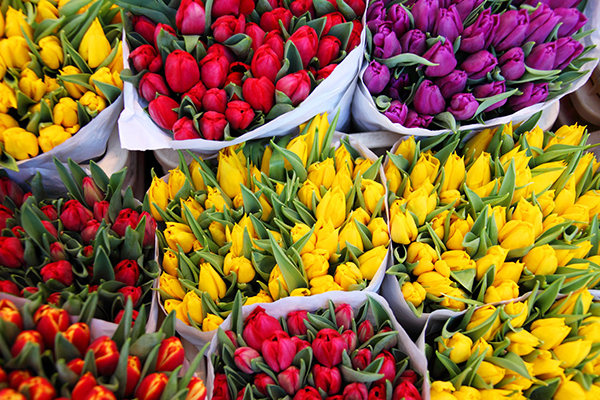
[0,0,123,169]
[147,113,390,334]
[427,287,600,400]
[385,111,600,320]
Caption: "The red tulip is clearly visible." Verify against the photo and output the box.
[261,331,296,372]
[344,0,364,15]
[316,64,336,80]
[323,12,346,36]
[260,8,292,33]
[225,330,238,347]
[87,336,119,376]
[154,23,177,48]
[173,117,201,140]
[374,350,396,384]
[41,220,58,238]
[149,96,180,130]
[81,219,100,244]
[114,309,139,326]
[0,237,24,268]
[85,386,117,400]
[288,26,319,68]
[290,0,315,17]
[11,331,44,357]
[67,358,84,375]
[352,348,372,370]
[60,199,93,232]
[392,381,421,400]
[200,53,230,89]
[234,346,260,374]
[135,373,169,400]
[347,20,362,52]
[132,16,156,45]
[312,329,348,368]
[225,101,255,130]
[207,44,236,64]
[41,205,58,220]
[186,377,207,400]
[264,31,284,60]
[165,50,200,93]
[341,330,357,353]
[0,299,22,329]
[129,45,162,73]
[313,365,342,395]
[83,246,94,258]
[72,372,97,399]
[343,383,368,400]
[118,286,142,306]
[10,225,24,238]
[176,0,205,35]
[17,377,55,400]
[211,0,254,18]
[20,286,38,297]
[212,373,231,400]
[0,280,19,296]
[293,387,321,400]
[245,23,266,51]
[113,260,140,286]
[8,371,32,390]
[140,73,171,103]
[291,336,310,352]
[34,305,69,348]
[380,326,398,351]
[203,88,228,113]
[358,320,374,344]
[368,384,386,400]
[334,304,354,330]
[286,310,309,336]
[254,373,275,396]
[0,177,24,207]
[278,366,300,395]
[156,336,185,372]
[141,211,156,247]
[317,36,341,67]
[181,82,206,110]
[112,208,140,237]
[251,45,281,83]
[242,306,282,350]
[93,201,109,223]
[47,293,61,305]
[40,260,73,286]
[199,111,228,140]
[81,177,104,207]
[0,205,12,230]
[63,322,91,356]
[0,388,26,400]
[243,77,275,113]
[212,15,245,43]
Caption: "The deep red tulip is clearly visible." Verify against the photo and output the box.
[114,260,140,286]
[317,64,336,80]
[40,260,73,286]
[0,280,19,296]
[165,50,200,93]
[60,199,93,232]
[200,53,230,89]
[93,201,110,223]
[245,23,265,51]
[82,177,104,207]
[344,383,368,400]
[342,329,357,353]
[149,96,180,130]
[155,337,185,372]
[358,320,374,344]
[81,219,100,245]
[347,20,362,52]
[203,88,228,113]
[313,365,342,395]
[261,331,296,372]
[112,208,140,237]
[129,45,162,73]
[207,43,236,63]
[41,205,58,220]
[225,101,255,130]
[323,12,346,36]
[41,220,58,238]
[275,70,310,107]
[212,373,231,400]
[242,306,282,350]
[317,35,341,67]
[260,8,292,33]
[183,81,207,110]
[0,177,24,207]
[154,23,177,48]
[211,0,254,18]
[140,211,156,247]
[352,348,372,370]
[0,205,13,230]
[286,310,309,336]
[290,0,315,17]
[242,77,275,113]
[312,329,348,368]
[176,0,205,35]
[293,387,321,400]
[11,331,44,357]
[234,346,260,374]
[368,384,386,400]
[392,381,421,400]
[334,303,353,330]
[264,31,284,60]
[173,117,201,140]
[132,16,156,45]
[291,336,310,352]
[375,350,396,384]
[288,26,319,68]
[254,373,275,396]
[118,286,142,306]
[0,237,24,268]
[212,15,245,43]
[199,111,228,140]
[139,72,171,103]
[251,45,281,83]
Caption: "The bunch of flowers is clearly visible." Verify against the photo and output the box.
[427,288,600,400]
[118,0,363,141]
[0,159,159,322]
[210,294,422,400]
[0,0,123,169]
[385,113,600,316]
[362,0,595,129]
[0,296,207,400]
[148,113,389,332]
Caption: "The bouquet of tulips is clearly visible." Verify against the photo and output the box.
[353,0,598,132]
[117,0,364,144]
[426,287,600,400]
[0,0,124,171]
[382,112,600,330]
[148,113,390,337]
[0,296,208,400]
[208,292,425,400]
[0,159,159,323]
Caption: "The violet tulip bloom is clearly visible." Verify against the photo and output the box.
[473,80,507,112]
[554,37,584,70]
[508,82,549,111]
[526,42,557,71]
[461,50,498,79]
[384,101,409,124]
[554,8,588,38]
[493,9,529,52]
[413,80,446,115]
[399,30,427,56]
[363,61,391,94]
[525,4,561,45]
[499,48,526,80]
[412,0,440,32]
[423,40,457,77]
[459,9,499,54]
[373,22,402,59]
[432,5,463,43]
[386,4,411,39]
[435,69,468,99]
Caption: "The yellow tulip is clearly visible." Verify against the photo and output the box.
[384,161,402,195]
[90,67,123,99]
[438,332,473,364]
[493,261,524,285]
[506,329,539,356]
[452,387,480,400]
[546,123,586,149]
[301,112,329,154]
[260,146,272,175]
[401,281,426,307]
[439,288,467,314]
[512,199,543,237]
[53,98,79,131]
[551,288,593,315]
[164,299,184,321]
[441,153,466,192]
[471,338,493,358]
[308,158,335,189]
[60,65,87,99]
[410,152,440,190]
[484,280,519,303]
[554,339,592,369]
[555,176,576,215]
[198,262,226,301]
[0,7,4,37]
[291,223,316,255]
[245,289,273,305]
[290,288,311,296]
[160,272,186,299]
[164,222,196,253]
[310,275,343,295]
[430,381,457,400]
[148,176,169,221]
[268,265,289,300]
[79,91,106,112]
[0,36,30,68]
[19,69,46,102]
[0,114,19,138]
[407,241,438,276]
[530,349,563,379]
[367,217,389,247]
[3,127,39,160]
[181,291,203,324]
[202,313,224,331]
[537,190,555,216]
[416,270,452,297]
[168,168,187,199]
[554,378,587,400]
[531,318,571,350]
[316,186,346,228]
[504,301,528,328]
[225,224,248,257]
[431,210,448,240]
[521,244,557,275]
[464,128,494,160]
[475,245,509,280]
[180,197,203,224]
[38,125,72,153]
[440,190,461,207]
[561,204,590,229]
[285,135,308,168]
[357,245,387,280]
[206,186,228,212]
[335,144,354,175]
[446,217,473,251]
[338,220,363,251]
[466,152,492,192]
[348,207,371,227]
[331,166,353,196]
[573,152,598,185]
[403,181,437,225]
[556,241,592,267]
[162,250,178,276]
[466,305,500,341]
[353,158,373,179]
[107,40,123,73]
[5,7,32,39]
[217,149,247,198]
[473,178,497,198]
[543,213,565,233]
[389,201,418,245]
[205,222,225,249]
[477,361,505,386]
[501,362,534,391]
[361,179,385,215]
[524,125,544,152]
[188,159,206,190]
[395,136,416,164]
[500,146,531,171]
[79,18,111,69]
[301,249,329,280]
[576,190,600,219]
[579,317,600,344]
[298,179,322,209]
[36,0,59,22]
[314,218,338,258]
[530,161,566,195]
[224,253,255,283]
[334,262,363,291]
[498,220,535,250]
[442,251,475,271]
[37,36,63,71]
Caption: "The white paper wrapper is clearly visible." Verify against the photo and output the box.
[118,24,365,154]
[351,2,600,136]
[204,291,430,400]
[5,95,123,194]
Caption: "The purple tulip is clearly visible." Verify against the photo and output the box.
[493,9,529,52]
[367,0,387,31]
[435,69,467,99]
[499,48,526,81]
[373,22,402,59]
[399,30,427,56]
[525,4,561,45]
[554,37,584,70]
[459,9,499,54]
[554,8,587,38]
[447,93,478,120]
[526,42,557,70]
[412,0,440,32]
[364,61,390,94]
[451,0,484,21]
[384,101,409,124]
[413,80,446,115]
[423,40,457,77]
[405,110,433,128]
[547,0,581,8]
[432,6,463,43]
[508,82,549,111]
[461,50,498,80]
[439,0,452,7]
[386,4,411,39]
[385,73,410,100]
[473,81,507,112]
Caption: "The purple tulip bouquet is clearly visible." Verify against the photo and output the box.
[356,0,597,131]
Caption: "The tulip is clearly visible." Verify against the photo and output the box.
[499,47,525,81]
[148,96,179,130]
[508,82,549,111]
[344,383,368,400]
[59,322,90,357]
[5,7,32,39]
[390,203,418,245]
[18,377,55,400]
[368,218,390,247]
[412,80,445,115]
[526,42,557,71]
[185,378,206,400]
[251,45,281,84]
[78,18,111,69]
[493,9,529,51]
[261,331,296,373]
[223,101,254,131]
[312,328,348,367]
[0,281,19,296]
[128,16,154,45]
[373,22,401,60]
[34,305,69,348]
[477,362,505,386]
[317,35,341,67]
[362,179,385,214]
[135,373,169,400]
[439,332,472,364]
[181,81,207,110]
[358,245,387,280]
[38,36,63,70]
[526,4,561,45]
[40,260,73,286]
[0,237,24,269]
[289,26,319,68]
[423,40,457,78]
[19,69,46,102]
[530,317,571,350]
[197,262,226,301]
[3,128,39,161]
[316,186,346,228]
[72,373,97,399]
[212,373,231,400]
[461,50,498,80]
[447,93,478,121]
[386,4,410,38]
[165,50,200,93]
[11,330,44,357]
[260,7,293,33]
[554,380,586,400]
[254,374,276,396]
[554,37,584,70]
[460,8,498,53]
[232,346,259,374]
[374,351,396,384]
[382,100,407,125]
[0,300,23,329]
[154,23,177,48]
[313,365,342,395]
[200,53,229,89]
[198,111,227,140]
[554,7,587,38]
[433,6,463,43]
[554,339,591,369]
[435,70,468,99]
[172,117,199,140]
[243,306,283,351]
[264,31,285,60]
[201,88,227,114]
[293,387,321,400]
[0,389,25,400]
[275,70,311,107]
[155,336,185,372]
[242,77,275,114]
[53,98,79,132]
[399,29,427,56]
[363,61,390,95]
[176,0,205,35]
[386,73,410,101]
[212,15,245,43]
[0,36,30,69]
[473,80,507,113]
[412,0,439,32]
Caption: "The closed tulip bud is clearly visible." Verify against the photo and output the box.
[250,45,281,84]
[460,8,498,54]
[184,377,206,400]
[164,222,195,253]
[435,70,468,100]
[216,150,246,199]
[384,4,409,39]
[18,377,56,400]
[331,262,361,290]
[466,305,500,341]
[272,71,311,108]
[477,361,505,386]
[0,237,24,269]
[497,48,525,81]
[154,22,177,47]
[198,262,226,301]
[5,7,32,39]
[140,73,173,104]
[0,300,22,329]
[361,179,385,215]
[313,329,348,367]
[526,4,561,44]
[40,260,74,286]
[88,336,119,376]
[372,22,401,60]
[288,26,319,68]
[3,128,38,161]
[0,389,26,400]
[155,337,185,372]
[493,9,529,51]
[422,41,457,79]
[160,272,186,299]
[197,111,226,141]
[461,50,498,80]
[413,80,445,116]
[355,320,374,344]
[165,50,200,93]
[253,374,276,397]
[447,93,478,121]
[390,203,418,245]
[343,383,368,400]
[555,7,587,38]
[484,280,519,303]
[11,331,44,357]
[554,379,587,400]
[260,7,292,33]
[358,245,387,280]
[224,100,255,131]
[261,331,296,373]
[554,339,591,369]
[61,322,90,356]
[148,95,179,130]
[129,15,155,44]
[363,60,390,95]
[522,244,557,275]
[36,36,63,71]
[412,0,439,32]
[242,77,275,114]
[554,36,584,70]
[78,18,111,69]
[472,81,507,113]
[497,220,534,250]
[504,329,539,357]
[300,249,328,279]
[313,365,342,395]
[243,306,282,350]
[232,346,259,374]
[224,253,255,283]
[433,5,463,43]
[317,35,341,68]
[531,317,571,350]
[135,373,168,400]
[176,0,205,34]
[525,42,557,72]
[283,310,307,336]
[509,82,550,111]
[200,53,230,89]
[395,30,425,58]
[72,373,97,399]
[315,186,346,228]
[366,218,388,247]
[439,332,473,364]
[0,280,19,296]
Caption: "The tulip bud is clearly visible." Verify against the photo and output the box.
[363,60,390,95]
[313,365,342,395]
[526,42,557,71]
[176,0,205,35]
[254,374,275,396]
[344,383,368,400]
[251,45,281,84]
[72,372,96,399]
[88,336,119,376]
[132,16,156,44]
[334,303,354,330]
[40,260,74,287]
[212,15,245,43]
[224,101,254,131]
[447,93,478,121]
[18,377,55,400]
[80,219,100,244]
[242,77,274,113]
[139,73,170,103]
[508,82,549,111]
[183,81,207,110]
[276,366,300,395]
[554,37,584,70]
[154,336,185,372]
[60,199,93,232]
[154,23,177,48]
[260,8,292,33]
[165,50,200,93]
[461,50,497,79]
[276,71,311,108]
[149,96,180,130]
[341,330,357,353]
[212,373,231,400]
[373,22,401,60]
[233,347,260,374]
[261,331,296,372]
[0,300,23,329]
[412,0,439,32]
[11,331,44,357]
[135,373,169,400]
[433,6,463,43]
[525,4,561,45]
[0,237,25,269]
[129,45,162,73]
[289,26,319,68]
[62,322,90,355]
[293,387,321,400]
[202,88,228,113]
[498,47,525,81]
[312,329,348,367]
[172,116,200,140]
[423,40,457,78]
[0,389,26,400]
[286,310,309,336]
[493,9,529,52]
[434,69,467,99]
[358,320,375,344]
[186,377,207,400]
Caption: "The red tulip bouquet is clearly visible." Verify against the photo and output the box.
[208,292,426,400]
[0,296,208,400]
[116,0,365,148]
[0,159,159,324]
[352,0,599,134]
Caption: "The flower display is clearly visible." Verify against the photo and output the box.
[428,288,600,399]
[0,159,158,322]
[149,113,389,332]
[386,113,600,315]
[0,0,124,169]
[362,0,595,130]
[118,0,363,141]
